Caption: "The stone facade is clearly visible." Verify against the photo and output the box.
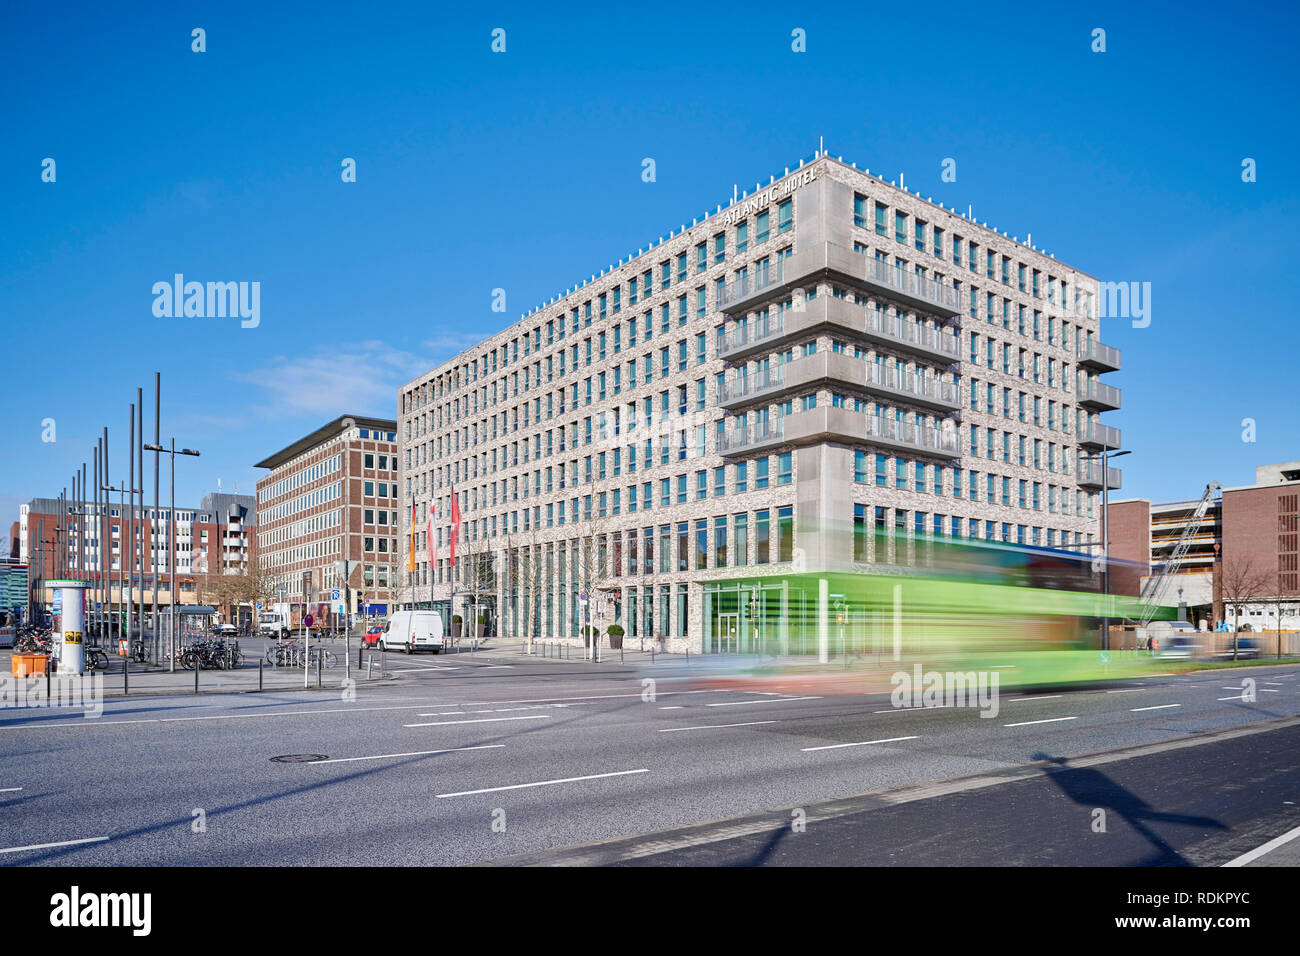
[397,154,1120,651]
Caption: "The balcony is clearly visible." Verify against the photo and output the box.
[718,294,961,366]
[717,416,784,456]
[718,241,962,317]
[1078,378,1122,411]
[719,351,962,413]
[1078,461,1123,489]
[717,407,961,459]
[1077,421,1122,450]
[1077,339,1121,372]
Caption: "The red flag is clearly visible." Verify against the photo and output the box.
[407,501,417,574]
[449,487,461,567]
[426,500,437,570]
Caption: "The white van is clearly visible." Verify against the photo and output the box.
[382,610,445,654]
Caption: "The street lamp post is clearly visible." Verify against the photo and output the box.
[102,480,140,647]
[145,440,200,671]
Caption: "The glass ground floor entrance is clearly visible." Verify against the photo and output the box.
[703,576,894,657]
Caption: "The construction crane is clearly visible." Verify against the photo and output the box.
[1132,481,1220,627]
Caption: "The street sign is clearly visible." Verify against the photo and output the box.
[331,589,340,601]
[303,614,314,627]
[579,591,588,604]
[256,602,262,611]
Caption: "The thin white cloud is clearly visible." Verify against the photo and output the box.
[234,340,429,418]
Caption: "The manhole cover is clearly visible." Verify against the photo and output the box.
[270,754,329,763]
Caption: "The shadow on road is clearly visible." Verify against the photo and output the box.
[1032,752,1227,866]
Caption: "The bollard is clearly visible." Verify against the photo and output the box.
[46,655,51,699]
[358,647,363,671]
[651,649,655,664]
[124,652,129,696]
[259,658,264,691]
[194,657,199,694]
[620,645,624,663]
[316,655,322,689]
[367,656,374,680]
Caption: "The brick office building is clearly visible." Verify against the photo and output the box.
[254,415,399,616]
[16,494,256,622]
[1109,461,1300,630]
[398,151,1122,651]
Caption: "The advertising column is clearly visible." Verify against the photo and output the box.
[50,579,90,675]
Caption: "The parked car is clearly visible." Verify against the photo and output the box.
[211,623,239,638]
[381,611,444,654]
[362,625,384,647]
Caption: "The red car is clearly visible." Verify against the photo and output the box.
[362,625,384,647]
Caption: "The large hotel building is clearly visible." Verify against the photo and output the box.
[397,152,1122,652]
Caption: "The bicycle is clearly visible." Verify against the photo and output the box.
[83,648,110,672]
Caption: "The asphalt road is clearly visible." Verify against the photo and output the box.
[2,647,1298,866]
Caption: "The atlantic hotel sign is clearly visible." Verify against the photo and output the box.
[719,166,818,227]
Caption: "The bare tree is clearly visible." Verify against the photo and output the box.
[1220,557,1271,660]
[451,526,498,638]
[570,516,616,659]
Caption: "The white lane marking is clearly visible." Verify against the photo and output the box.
[659,706,683,710]
[1218,696,1249,701]
[388,665,461,671]
[461,689,729,706]
[1131,704,1181,712]
[416,702,586,717]
[0,836,109,854]
[1003,716,1078,728]
[0,702,454,730]
[1005,695,1064,702]
[802,735,920,752]
[436,768,649,799]
[404,715,551,728]
[659,721,776,733]
[1223,823,1300,867]
[707,696,822,707]
[317,745,504,764]
[1106,688,1146,694]
[872,704,960,713]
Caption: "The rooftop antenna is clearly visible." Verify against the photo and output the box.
[819,134,823,156]
[899,172,905,190]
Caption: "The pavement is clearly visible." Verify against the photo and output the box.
[1,647,1298,866]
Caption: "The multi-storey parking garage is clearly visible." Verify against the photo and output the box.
[397,152,1122,652]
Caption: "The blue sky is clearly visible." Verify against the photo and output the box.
[3,0,1298,549]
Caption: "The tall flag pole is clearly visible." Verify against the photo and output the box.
[407,499,417,575]
[449,486,461,568]
[426,498,438,570]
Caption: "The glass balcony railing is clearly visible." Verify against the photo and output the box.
[1078,378,1122,409]
[1077,339,1122,370]
[720,366,784,404]
[717,417,783,455]
[717,243,961,314]
[863,414,960,456]
[864,361,961,407]
[1078,421,1122,448]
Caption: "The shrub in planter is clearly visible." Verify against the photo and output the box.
[606,624,624,650]
[581,624,598,647]
[452,614,463,638]
[476,614,488,638]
